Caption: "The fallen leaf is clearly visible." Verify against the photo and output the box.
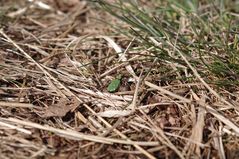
[41,97,80,118]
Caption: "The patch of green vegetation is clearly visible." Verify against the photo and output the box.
[95,0,239,91]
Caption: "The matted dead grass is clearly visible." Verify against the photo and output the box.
[0,0,239,159]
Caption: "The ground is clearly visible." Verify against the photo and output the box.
[0,0,239,159]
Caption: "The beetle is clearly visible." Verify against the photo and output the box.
[107,74,122,93]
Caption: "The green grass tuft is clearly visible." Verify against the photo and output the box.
[95,0,239,90]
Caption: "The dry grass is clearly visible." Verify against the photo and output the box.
[0,0,239,159]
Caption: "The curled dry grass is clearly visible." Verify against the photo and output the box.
[0,0,239,158]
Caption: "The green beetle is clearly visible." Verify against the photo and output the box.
[107,74,122,93]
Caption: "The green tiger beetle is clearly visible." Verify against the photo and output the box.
[107,74,122,93]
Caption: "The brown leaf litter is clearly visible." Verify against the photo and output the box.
[38,97,80,118]
[0,0,239,159]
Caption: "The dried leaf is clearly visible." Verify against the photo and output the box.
[41,97,80,118]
